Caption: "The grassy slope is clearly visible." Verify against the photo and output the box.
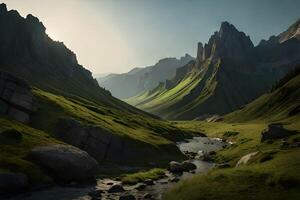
[127,59,279,120]
[126,64,205,116]
[0,117,63,187]
[0,85,192,187]
[164,74,300,200]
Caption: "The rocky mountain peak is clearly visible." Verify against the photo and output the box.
[197,42,204,62]
[202,21,254,62]
[278,18,300,43]
[0,3,7,14]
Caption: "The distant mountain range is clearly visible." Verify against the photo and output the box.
[97,54,194,99]
[127,19,300,120]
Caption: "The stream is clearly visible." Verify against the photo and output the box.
[7,137,227,200]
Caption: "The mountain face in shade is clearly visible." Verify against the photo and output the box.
[0,3,152,115]
[97,54,194,99]
[128,20,300,120]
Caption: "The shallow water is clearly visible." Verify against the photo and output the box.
[7,136,225,200]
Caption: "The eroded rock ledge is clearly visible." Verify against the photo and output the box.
[0,71,36,123]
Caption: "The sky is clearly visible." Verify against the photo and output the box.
[2,0,300,75]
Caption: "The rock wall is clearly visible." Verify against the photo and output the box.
[0,71,36,123]
[54,118,158,165]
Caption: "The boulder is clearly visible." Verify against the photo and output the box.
[261,124,296,142]
[134,183,146,190]
[108,184,125,193]
[181,161,197,172]
[168,161,184,174]
[144,179,154,186]
[28,144,98,182]
[0,172,28,194]
[236,151,259,167]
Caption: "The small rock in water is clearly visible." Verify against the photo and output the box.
[169,177,179,182]
[143,193,153,199]
[108,184,125,193]
[168,161,184,174]
[134,183,147,190]
[144,179,154,185]
[181,161,197,172]
[106,182,114,185]
[119,194,136,200]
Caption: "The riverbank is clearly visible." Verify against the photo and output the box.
[7,136,226,200]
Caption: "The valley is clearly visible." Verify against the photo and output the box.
[0,2,299,200]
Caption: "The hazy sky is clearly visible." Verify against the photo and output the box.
[2,0,300,74]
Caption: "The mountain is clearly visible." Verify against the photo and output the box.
[0,3,149,116]
[225,65,300,122]
[127,20,300,120]
[0,3,192,190]
[97,54,194,99]
[164,65,300,200]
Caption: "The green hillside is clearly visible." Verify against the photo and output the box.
[225,67,300,123]
[163,68,300,200]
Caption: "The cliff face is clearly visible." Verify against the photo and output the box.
[129,20,300,120]
[0,4,107,103]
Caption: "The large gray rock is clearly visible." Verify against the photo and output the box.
[261,124,296,142]
[0,172,28,194]
[28,144,98,182]
[0,71,36,123]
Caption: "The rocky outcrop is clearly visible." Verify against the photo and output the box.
[203,21,255,62]
[0,71,36,123]
[28,144,98,182]
[0,3,115,106]
[236,151,259,167]
[261,124,296,142]
[54,117,156,164]
[0,172,28,194]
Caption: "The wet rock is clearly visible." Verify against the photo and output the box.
[169,177,179,182]
[134,183,146,190]
[144,179,154,185]
[88,189,103,199]
[181,161,197,172]
[168,161,184,174]
[108,184,125,193]
[0,172,28,194]
[106,182,114,185]
[261,124,296,142]
[28,144,98,182]
[236,151,259,167]
[143,193,153,199]
[119,194,135,200]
